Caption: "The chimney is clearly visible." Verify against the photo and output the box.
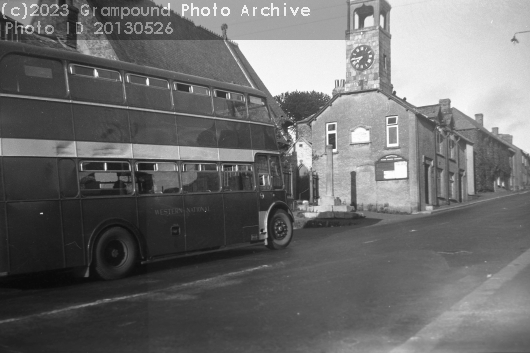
[439,98,451,114]
[332,79,345,96]
[500,134,513,145]
[475,114,484,126]
[492,127,499,135]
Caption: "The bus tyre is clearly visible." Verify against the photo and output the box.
[266,210,293,250]
[93,227,138,280]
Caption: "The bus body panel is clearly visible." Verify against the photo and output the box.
[0,203,8,273]
[81,198,139,251]
[223,192,259,245]
[0,97,74,140]
[137,195,185,258]
[7,201,64,274]
[183,194,224,251]
[61,199,85,268]
[73,104,130,144]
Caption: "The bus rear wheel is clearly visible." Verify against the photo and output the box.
[93,227,138,280]
[266,210,293,250]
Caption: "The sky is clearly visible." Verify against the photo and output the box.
[2,0,529,151]
[154,0,530,152]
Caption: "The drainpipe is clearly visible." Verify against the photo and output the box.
[446,130,450,205]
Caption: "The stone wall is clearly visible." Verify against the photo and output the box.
[310,91,422,213]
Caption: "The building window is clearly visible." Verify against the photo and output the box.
[386,116,398,147]
[326,123,337,152]
[449,139,456,159]
[436,168,443,197]
[437,133,444,154]
[449,172,455,199]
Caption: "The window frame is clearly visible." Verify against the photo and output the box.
[126,73,169,90]
[449,139,456,159]
[221,163,255,192]
[174,82,210,96]
[326,122,338,152]
[386,116,399,148]
[214,89,246,102]
[69,64,122,82]
[181,162,220,193]
[135,161,180,195]
[78,160,133,197]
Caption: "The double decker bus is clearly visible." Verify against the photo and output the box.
[0,41,293,280]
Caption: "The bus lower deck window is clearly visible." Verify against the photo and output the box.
[182,163,220,193]
[79,161,133,196]
[135,162,180,194]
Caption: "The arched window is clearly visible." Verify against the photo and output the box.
[354,5,374,30]
[380,11,387,30]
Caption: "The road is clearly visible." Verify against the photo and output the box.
[0,192,529,353]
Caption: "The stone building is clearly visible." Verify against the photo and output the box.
[305,0,472,213]
[422,101,519,192]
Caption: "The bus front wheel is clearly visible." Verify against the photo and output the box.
[266,210,293,250]
[93,227,138,280]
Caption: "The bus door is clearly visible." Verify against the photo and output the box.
[221,164,259,245]
[135,162,185,257]
[181,163,224,251]
[255,154,286,213]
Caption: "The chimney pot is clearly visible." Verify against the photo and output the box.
[492,127,499,135]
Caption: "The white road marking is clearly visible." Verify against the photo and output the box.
[0,265,271,326]
[389,247,530,353]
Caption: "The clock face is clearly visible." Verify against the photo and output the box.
[349,45,375,71]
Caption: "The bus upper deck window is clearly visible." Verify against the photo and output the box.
[128,74,168,89]
[71,65,95,77]
[71,65,121,82]
[176,83,192,92]
[0,54,67,98]
[215,90,228,99]
[231,93,244,102]
[248,95,271,123]
[213,89,247,119]
[96,68,121,81]
[192,85,209,95]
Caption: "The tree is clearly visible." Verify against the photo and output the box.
[274,91,330,135]
[275,90,330,122]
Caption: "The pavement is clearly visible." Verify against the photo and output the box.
[294,189,529,229]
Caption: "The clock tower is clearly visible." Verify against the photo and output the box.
[344,0,392,94]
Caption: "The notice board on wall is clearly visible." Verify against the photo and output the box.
[375,155,408,181]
